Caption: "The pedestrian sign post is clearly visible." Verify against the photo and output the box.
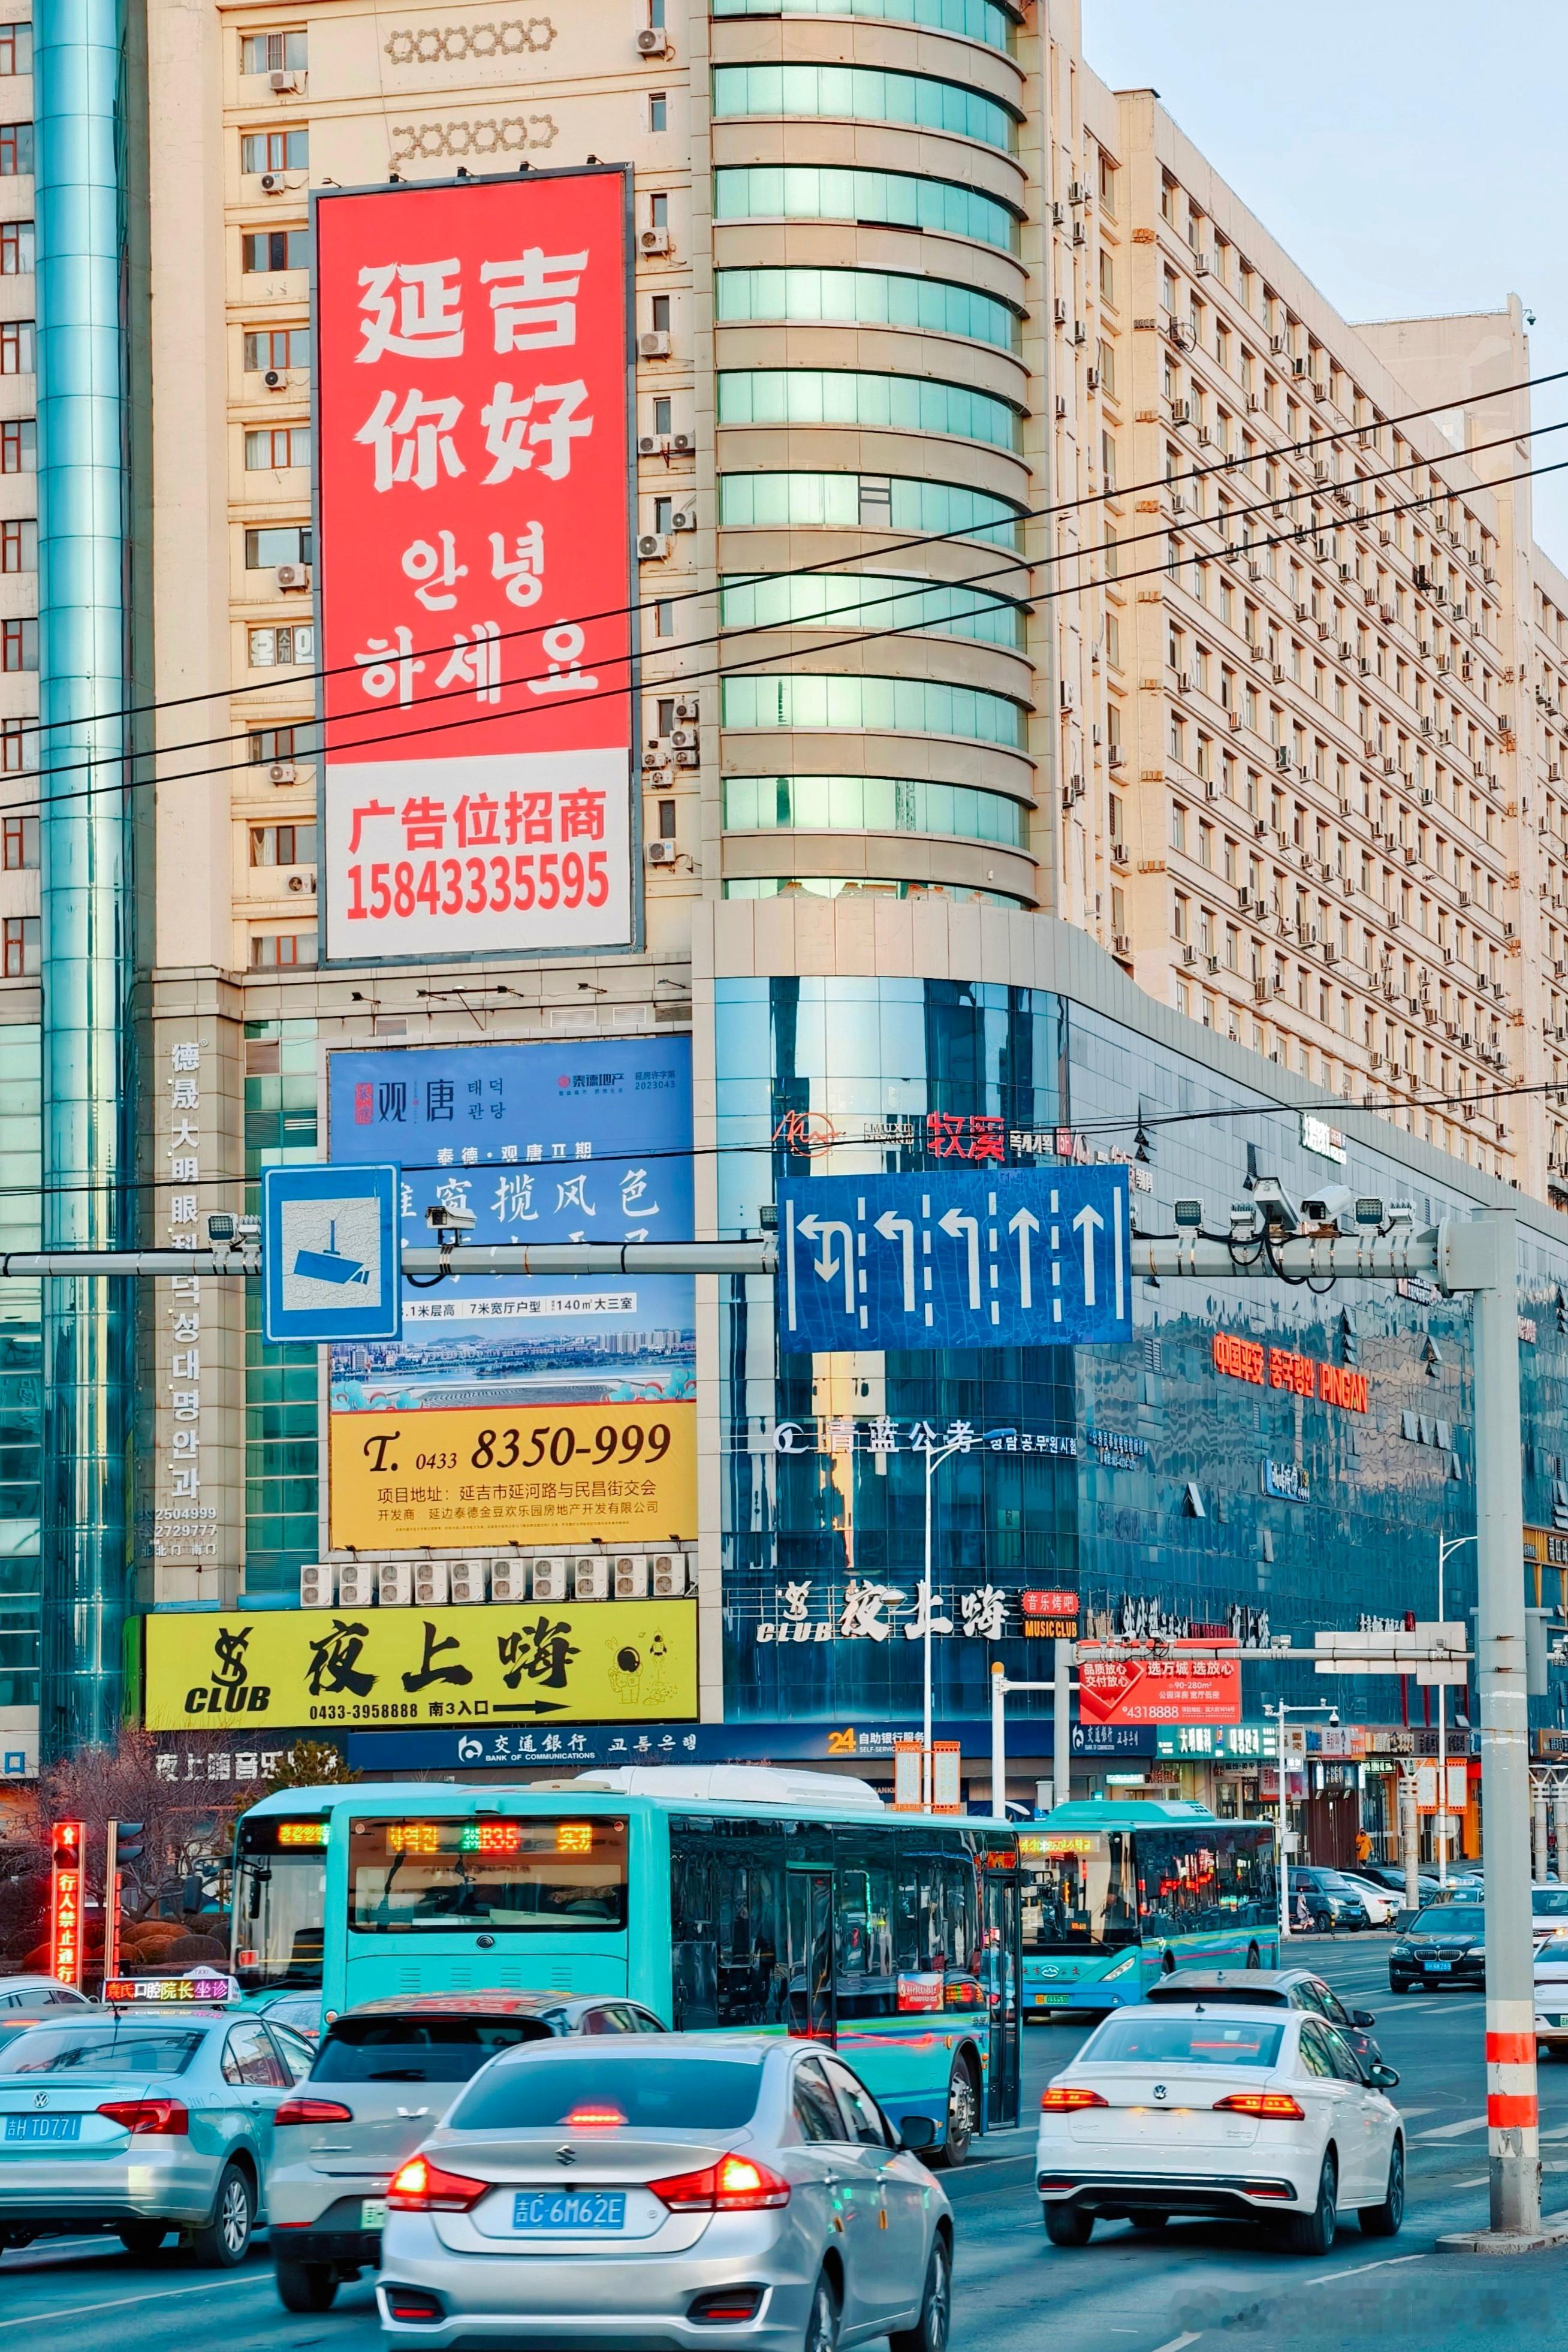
[261,1164,402,1344]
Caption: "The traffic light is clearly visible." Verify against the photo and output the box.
[49,1819,83,1991]
[115,1820,145,1866]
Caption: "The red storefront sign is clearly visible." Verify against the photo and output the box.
[1076,1642,1243,1727]
[1211,1331,1367,1413]
[315,167,635,962]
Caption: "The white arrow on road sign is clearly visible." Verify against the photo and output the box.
[1072,1202,1105,1307]
[797,1212,855,1313]
[938,1205,982,1308]
[1008,1207,1040,1309]
[875,1210,916,1312]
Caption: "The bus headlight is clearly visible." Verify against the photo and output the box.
[1100,1952,1138,1980]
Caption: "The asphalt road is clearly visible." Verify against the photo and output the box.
[3,1939,1566,2352]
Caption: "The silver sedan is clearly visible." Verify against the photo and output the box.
[378,2036,954,2352]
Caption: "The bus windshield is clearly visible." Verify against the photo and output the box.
[1019,1821,1276,1957]
[1018,1829,1140,1955]
[349,1816,629,1935]
[232,1816,327,1995]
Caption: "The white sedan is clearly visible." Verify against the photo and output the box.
[1335,1874,1398,1928]
[1534,1931,1568,2054]
[1035,2001,1404,2256]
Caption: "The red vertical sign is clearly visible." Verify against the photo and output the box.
[49,1820,83,1991]
[314,167,635,961]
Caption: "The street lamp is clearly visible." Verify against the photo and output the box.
[1436,1534,1475,1890]
[1274,1698,1335,1940]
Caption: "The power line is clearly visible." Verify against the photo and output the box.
[8,359,1565,750]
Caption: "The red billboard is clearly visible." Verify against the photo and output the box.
[313,166,635,962]
[1076,1641,1243,1727]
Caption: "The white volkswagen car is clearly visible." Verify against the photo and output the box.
[1035,2001,1403,2255]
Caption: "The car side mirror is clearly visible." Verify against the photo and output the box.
[1394,1909,1418,1934]
[1367,2063,1400,2091]
[898,2115,938,2151]
[1351,2009,1377,2027]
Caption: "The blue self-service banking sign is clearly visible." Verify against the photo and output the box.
[778,1168,1132,1353]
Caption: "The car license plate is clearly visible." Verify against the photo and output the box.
[361,2199,387,2229]
[1425,1961,1452,1973]
[5,2115,80,2142]
[512,2191,626,2233]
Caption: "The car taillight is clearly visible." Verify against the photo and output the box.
[1213,2092,1306,2121]
[388,2155,488,2212]
[650,2154,791,2212]
[564,2105,626,2129]
[1041,2086,1108,2111]
[275,2097,354,2127]
[96,2098,189,2137]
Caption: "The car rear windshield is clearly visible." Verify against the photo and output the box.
[312,2017,553,2083]
[1083,2013,1286,2068]
[450,2055,765,2133]
[1147,1984,1286,2008]
[0,2028,205,2075]
[1534,1890,1568,1916]
[1411,1908,1483,1935]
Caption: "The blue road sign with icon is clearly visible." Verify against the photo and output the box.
[777,1168,1132,1353]
[263,1163,402,1344]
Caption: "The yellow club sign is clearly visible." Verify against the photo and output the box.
[143,1600,697,1731]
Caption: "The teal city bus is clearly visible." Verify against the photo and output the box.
[1020,1798,1278,2019]
[230,1771,1021,2163]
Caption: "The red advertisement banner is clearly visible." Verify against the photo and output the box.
[1076,1641,1243,1727]
[314,167,634,961]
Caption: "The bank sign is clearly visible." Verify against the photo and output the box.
[778,1169,1131,1353]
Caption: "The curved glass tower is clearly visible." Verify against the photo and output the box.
[35,0,134,1756]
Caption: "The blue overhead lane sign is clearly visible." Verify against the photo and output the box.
[777,1168,1132,1353]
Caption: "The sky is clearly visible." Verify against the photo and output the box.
[1079,2,1568,565]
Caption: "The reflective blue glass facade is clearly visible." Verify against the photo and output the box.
[712,973,1568,1732]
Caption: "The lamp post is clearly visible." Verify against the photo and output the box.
[1275,1699,1335,1939]
[1437,1534,1476,1890]
[919,1427,1011,1808]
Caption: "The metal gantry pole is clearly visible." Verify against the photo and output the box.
[1054,1636,1072,1811]
[991,1663,1007,1818]
[1277,1699,1290,1941]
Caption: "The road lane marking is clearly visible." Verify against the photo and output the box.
[1415,2115,1488,2137]
[1307,2254,1426,2285]
[1149,2335,1202,2352]
[0,2272,273,2329]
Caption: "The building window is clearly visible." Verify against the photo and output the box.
[653,494,674,536]
[1098,150,1117,212]
[244,524,311,567]
[650,293,671,334]
[723,772,1024,848]
[0,518,34,572]
[249,822,316,867]
[0,24,31,73]
[711,60,1017,154]
[0,220,31,274]
[245,327,310,373]
[248,726,297,764]
[717,368,1020,452]
[718,468,1022,548]
[713,162,1020,256]
[0,318,31,375]
[0,123,32,175]
[714,263,1021,354]
[248,624,313,668]
[2,915,36,976]
[1098,249,1114,303]
[650,191,669,228]
[0,720,26,771]
[240,30,307,73]
[251,930,316,967]
[242,127,308,173]
[0,619,35,671]
[1100,431,1116,487]
[242,228,309,273]
[658,797,677,839]
[649,90,668,131]
[1,813,34,869]
[245,425,310,469]
[655,598,675,638]
[652,394,672,436]
[721,671,1024,749]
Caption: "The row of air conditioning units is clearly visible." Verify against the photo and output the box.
[300,1554,690,1609]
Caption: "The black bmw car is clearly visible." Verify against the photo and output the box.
[1389,1902,1487,1993]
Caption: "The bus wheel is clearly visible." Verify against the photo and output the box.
[1246,1943,1262,1969]
[931,2055,978,2169]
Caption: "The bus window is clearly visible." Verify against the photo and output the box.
[231,1814,328,1994]
[348,1817,628,1934]
[898,1834,983,2006]
[1018,1830,1139,1955]
[670,1840,718,2028]
[834,1838,896,2020]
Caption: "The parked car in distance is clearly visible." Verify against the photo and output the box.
[1288,1868,1373,1931]
[268,1989,670,2314]
[1535,1886,1568,1944]
[1358,1865,1440,1904]
[0,1975,97,2012]
[0,2006,311,2261]
[376,2036,954,2352]
[1334,1874,1397,1928]
[1533,1931,1568,2057]
[1145,1968,1384,2068]
[1036,2002,1403,2254]
[1388,1904,1486,1992]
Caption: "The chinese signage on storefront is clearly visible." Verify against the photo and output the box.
[144,1035,221,1567]
[764,1417,1078,1460]
[1156,1721,1278,1761]
[143,1600,696,1730]
[769,1110,1153,1190]
[754,1579,1022,1645]
[1076,1641,1243,1727]
[1211,1331,1368,1413]
[326,1036,694,1552]
[1021,1589,1079,1639]
[315,166,635,961]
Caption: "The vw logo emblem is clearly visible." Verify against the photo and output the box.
[556,2145,577,2167]
[1152,2085,1167,2102]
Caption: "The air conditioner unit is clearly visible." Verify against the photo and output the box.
[263,368,285,391]
[276,563,310,592]
[378,1562,413,1608]
[533,1558,573,1602]
[337,1562,377,1609]
[640,226,671,255]
[1067,179,1088,206]
[671,430,693,454]
[613,1554,650,1599]
[637,433,662,457]
[259,171,285,194]
[1247,392,1263,412]
[286,872,314,894]
[1054,394,1068,421]
[299,1563,335,1609]
[674,747,699,769]
[647,839,677,866]
[641,746,669,773]
[637,532,670,562]
[1194,255,1211,276]
[1072,321,1087,346]
[1112,931,1132,955]
[1170,400,1192,426]
[640,330,671,359]
[1053,298,1068,325]
[449,1559,488,1605]
[1180,943,1197,965]
[637,25,671,53]
[671,506,697,531]
[1085,367,1100,393]
[665,729,696,755]
[1274,746,1293,770]
[574,1557,610,1601]
[489,1558,530,1603]
[671,695,699,724]
[269,67,301,91]
[414,1561,450,1608]
[1228,709,1243,730]
[267,760,297,786]
[652,1553,688,1597]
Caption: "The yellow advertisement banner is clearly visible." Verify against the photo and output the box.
[144,1599,698,1732]
[327,1400,696,1554]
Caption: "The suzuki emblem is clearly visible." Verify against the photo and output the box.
[556,2145,577,2167]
